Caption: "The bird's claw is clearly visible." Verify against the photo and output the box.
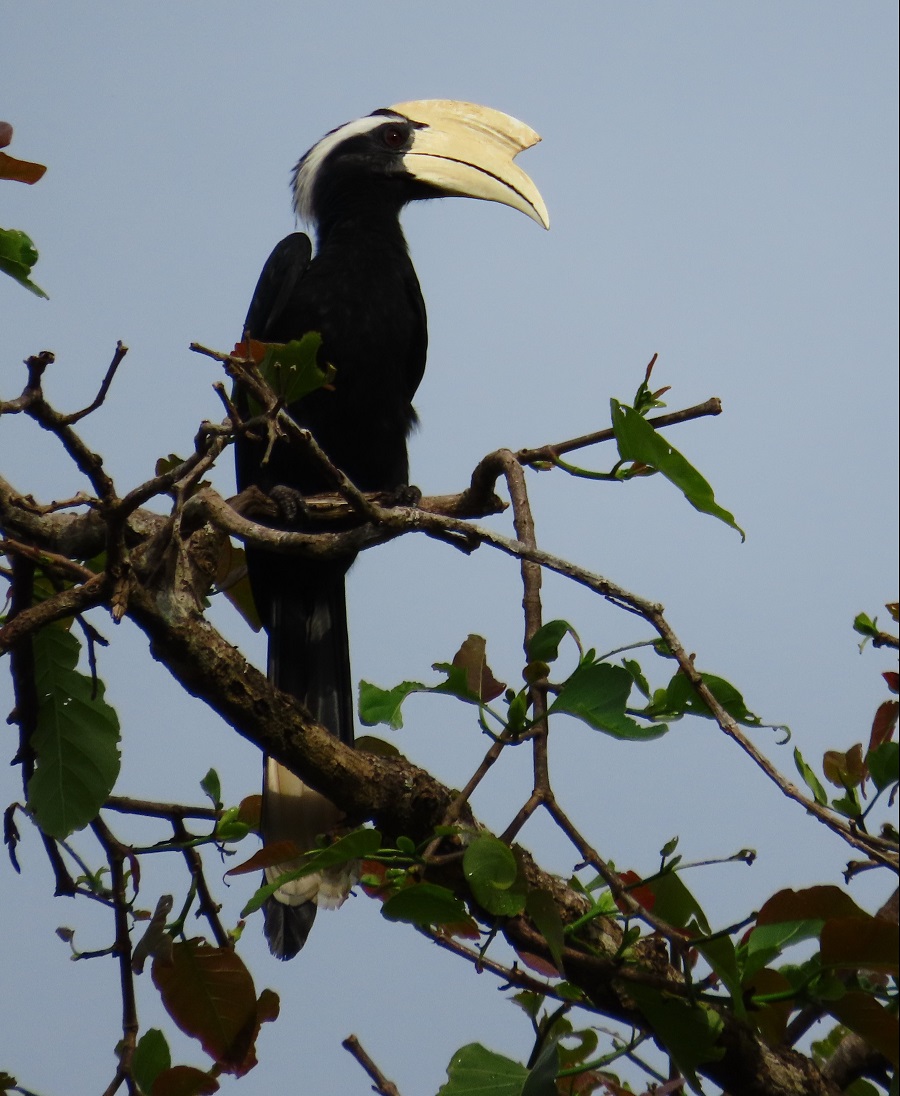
[269,485,310,523]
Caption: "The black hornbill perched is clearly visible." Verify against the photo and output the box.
[236,100,548,959]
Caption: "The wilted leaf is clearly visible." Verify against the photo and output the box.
[450,635,505,702]
[611,399,744,539]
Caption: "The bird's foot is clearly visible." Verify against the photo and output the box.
[268,485,310,523]
[380,483,422,508]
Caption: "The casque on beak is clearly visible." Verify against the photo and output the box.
[390,99,549,229]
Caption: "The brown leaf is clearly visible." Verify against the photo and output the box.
[827,991,900,1066]
[236,795,262,830]
[151,941,260,1075]
[868,700,899,752]
[0,149,46,184]
[823,744,866,788]
[820,915,900,974]
[756,885,867,925]
[224,840,303,877]
[0,122,12,148]
[452,634,505,702]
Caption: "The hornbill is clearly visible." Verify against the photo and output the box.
[236,100,548,959]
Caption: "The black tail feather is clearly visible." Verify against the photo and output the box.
[261,566,354,959]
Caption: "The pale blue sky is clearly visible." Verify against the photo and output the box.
[2,4,898,1093]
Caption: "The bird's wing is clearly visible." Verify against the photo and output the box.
[243,232,313,340]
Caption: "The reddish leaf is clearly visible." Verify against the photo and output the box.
[232,338,267,363]
[237,795,262,829]
[756,886,867,925]
[225,840,303,877]
[615,870,656,914]
[820,916,900,974]
[151,942,260,1076]
[868,700,899,752]
[883,672,899,695]
[515,949,559,977]
[452,635,506,702]
[0,122,12,148]
[0,149,46,184]
[827,991,900,1065]
[359,859,392,899]
[152,1066,219,1096]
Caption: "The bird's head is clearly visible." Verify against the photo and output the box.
[292,99,549,234]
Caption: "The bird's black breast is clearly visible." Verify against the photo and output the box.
[237,227,427,499]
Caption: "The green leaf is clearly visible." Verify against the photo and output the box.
[27,625,121,838]
[611,399,744,539]
[868,741,899,792]
[436,1044,528,1096]
[661,671,762,726]
[526,620,571,664]
[258,333,332,405]
[520,1036,560,1096]
[695,932,746,1018]
[200,769,221,808]
[525,890,565,972]
[132,1028,171,1096]
[550,662,667,740]
[648,870,710,935]
[853,612,879,638]
[463,835,527,917]
[358,679,423,729]
[381,882,470,929]
[626,983,724,1086]
[0,225,47,297]
[793,749,828,806]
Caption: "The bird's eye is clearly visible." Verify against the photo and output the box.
[381,125,408,150]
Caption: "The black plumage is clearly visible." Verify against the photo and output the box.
[235,101,547,959]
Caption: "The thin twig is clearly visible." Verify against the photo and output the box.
[341,1035,402,1096]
